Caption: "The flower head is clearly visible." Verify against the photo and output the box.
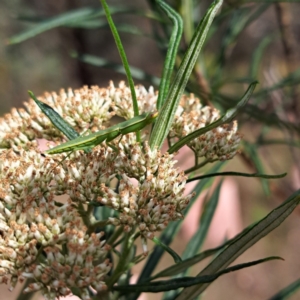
[0,147,110,299]
[170,95,242,161]
[0,85,114,150]
[0,81,241,297]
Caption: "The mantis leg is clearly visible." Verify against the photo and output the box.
[105,130,121,153]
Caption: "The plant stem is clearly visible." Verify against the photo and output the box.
[106,232,135,288]
[185,158,218,174]
[107,226,124,246]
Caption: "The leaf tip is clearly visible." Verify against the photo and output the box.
[28,90,37,101]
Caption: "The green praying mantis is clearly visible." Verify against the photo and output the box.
[29,90,159,154]
[46,111,158,154]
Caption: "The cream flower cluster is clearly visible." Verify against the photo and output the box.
[0,86,114,150]
[170,94,242,161]
[107,134,191,236]
[0,82,242,298]
[0,148,110,299]
[109,81,157,119]
[0,82,158,151]
[50,134,192,243]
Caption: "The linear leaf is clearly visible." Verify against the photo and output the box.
[28,91,79,140]
[8,7,102,44]
[250,34,273,79]
[187,171,287,183]
[100,0,138,116]
[245,104,300,133]
[214,92,300,134]
[72,52,160,86]
[269,277,300,300]
[168,81,257,154]
[243,141,270,195]
[136,162,224,286]
[176,189,300,299]
[152,237,182,263]
[156,0,183,109]
[162,182,223,300]
[151,244,227,280]
[150,0,223,150]
[182,181,222,258]
[257,139,300,147]
[154,218,282,281]
[114,257,281,293]
[8,6,142,44]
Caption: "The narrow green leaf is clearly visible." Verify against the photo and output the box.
[152,237,182,263]
[254,68,300,98]
[176,189,300,299]
[18,15,109,29]
[156,0,183,109]
[72,52,160,86]
[181,0,194,43]
[182,182,222,259]
[168,81,257,154]
[216,8,252,73]
[157,219,279,282]
[269,277,300,300]
[214,91,300,134]
[243,141,270,195]
[28,91,79,140]
[8,6,144,44]
[64,19,107,29]
[187,171,287,183]
[257,139,300,147]
[136,162,224,285]
[162,182,223,300]
[250,34,273,79]
[150,0,223,150]
[8,8,102,44]
[114,256,281,293]
[67,21,146,34]
[217,4,269,70]
[152,240,228,280]
[245,103,300,134]
[99,0,139,121]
